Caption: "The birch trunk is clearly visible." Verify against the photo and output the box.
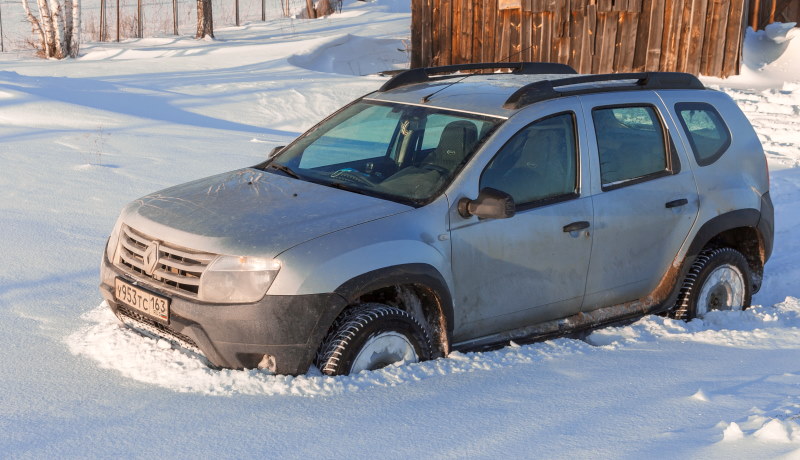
[22,0,80,58]
[21,0,46,52]
[63,0,72,48]
[63,0,72,50]
[47,0,65,58]
[70,0,80,57]
[35,0,54,56]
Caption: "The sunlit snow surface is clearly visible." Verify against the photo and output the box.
[69,299,800,396]
[3,1,800,457]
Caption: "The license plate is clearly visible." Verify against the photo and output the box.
[114,278,170,323]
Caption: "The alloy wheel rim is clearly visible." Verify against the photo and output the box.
[351,331,418,374]
[696,263,745,317]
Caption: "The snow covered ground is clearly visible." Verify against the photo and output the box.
[2,1,800,457]
[0,0,313,51]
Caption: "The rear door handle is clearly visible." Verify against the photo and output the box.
[665,198,689,208]
[563,221,590,232]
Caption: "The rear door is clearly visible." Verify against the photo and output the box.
[580,92,700,310]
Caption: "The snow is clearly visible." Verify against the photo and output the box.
[704,22,800,91]
[288,34,409,75]
[1,2,800,457]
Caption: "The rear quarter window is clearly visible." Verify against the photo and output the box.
[675,102,732,166]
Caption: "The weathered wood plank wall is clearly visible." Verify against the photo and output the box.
[411,0,749,77]
[751,0,800,30]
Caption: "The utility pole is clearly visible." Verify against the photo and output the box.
[262,0,266,21]
[235,0,240,26]
[100,0,106,41]
[0,2,4,53]
[138,0,143,38]
[173,0,179,35]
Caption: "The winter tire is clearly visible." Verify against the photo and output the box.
[315,303,433,376]
[672,247,752,320]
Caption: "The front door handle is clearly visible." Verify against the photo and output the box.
[563,221,590,233]
[665,198,689,208]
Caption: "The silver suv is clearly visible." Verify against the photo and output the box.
[99,63,773,376]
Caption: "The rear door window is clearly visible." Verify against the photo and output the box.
[675,102,731,166]
[592,105,670,190]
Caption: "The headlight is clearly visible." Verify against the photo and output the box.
[198,256,281,303]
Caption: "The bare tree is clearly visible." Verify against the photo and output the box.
[304,0,316,18]
[305,0,337,18]
[22,0,80,58]
[315,0,334,16]
[0,2,4,52]
[196,0,213,39]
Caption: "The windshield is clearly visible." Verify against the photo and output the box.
[262,101,503,206]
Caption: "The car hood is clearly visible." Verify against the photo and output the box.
[121,168,412,257]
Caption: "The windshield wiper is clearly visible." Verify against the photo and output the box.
[267,163,300,179]
[326,181,356,192]
[325,181,371,196]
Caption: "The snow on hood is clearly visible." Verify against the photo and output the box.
[121,168,411,257]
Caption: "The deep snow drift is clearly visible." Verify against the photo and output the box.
[2,2,800,458]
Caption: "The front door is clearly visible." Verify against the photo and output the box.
[449,108,593,342]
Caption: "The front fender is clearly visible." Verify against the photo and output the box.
[267,198,453,300]
[282,239,452,295]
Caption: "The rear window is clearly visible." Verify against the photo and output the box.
[675,102,731,166]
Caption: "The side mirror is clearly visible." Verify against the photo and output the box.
[458,187,515,219]
[268,145,285,159]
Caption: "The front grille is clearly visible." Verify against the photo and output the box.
[116,225,215,298]
[117,305,200,351]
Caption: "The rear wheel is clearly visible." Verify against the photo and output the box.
[315,303,432,376]
[672,247,752,320]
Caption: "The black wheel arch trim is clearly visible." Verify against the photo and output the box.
[683,199,773,294]
[758,191,774,262]
[686,208,760,258]
[686,201,772,263]
[333,263,455,336]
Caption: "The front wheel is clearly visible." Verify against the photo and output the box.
[672,247,752,320]
[315,303,433,376]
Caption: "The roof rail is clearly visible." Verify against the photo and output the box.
[378,62,577,92]
[503,72,705,109]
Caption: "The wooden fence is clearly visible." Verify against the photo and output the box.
[411,0,749,77]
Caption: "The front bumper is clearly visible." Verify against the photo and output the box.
[99,253,347,375]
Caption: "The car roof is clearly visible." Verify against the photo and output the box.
[365,66,707,118]
[365,73,575,118]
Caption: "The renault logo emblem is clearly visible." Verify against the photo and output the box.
[142,241,161,276]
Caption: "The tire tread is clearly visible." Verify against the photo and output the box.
[315,303,432,376]
[671,247,750,320]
